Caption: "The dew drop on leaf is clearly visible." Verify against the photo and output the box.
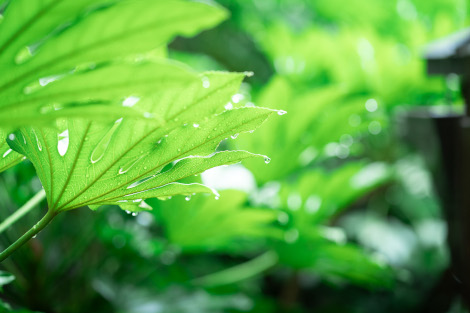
[264,157,271,164]
[201,76,210,88]
[90,119,122,163]
[57,130,69,156]
[231,133,239,139]
[2,149,12,158]
[185,195,191,201]
[225,102,233,110]
[277,110,287,115]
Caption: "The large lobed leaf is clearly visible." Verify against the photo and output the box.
[7,69,277,212]
[0,0,229,172]
[0,0,228,126]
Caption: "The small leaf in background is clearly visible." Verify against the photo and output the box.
[272,231,394,289]
[279,161,392,226]
[0,270,14,292]
[233,76,383,183]
[152,190,281,251]
[0,129,24,173]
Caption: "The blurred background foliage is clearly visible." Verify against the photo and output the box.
[1,0,468,312]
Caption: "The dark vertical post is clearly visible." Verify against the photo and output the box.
[423,27,470,308]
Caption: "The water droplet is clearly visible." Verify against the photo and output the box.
[131,212,138,216]
[185,196,191,201]
[202,77,210,88]
[225,102,233,110]
[119,153,149,174]
[32,129,42,151]
[264,157,271,164]
[39,75,61,87]
[193,123,199,128]
[8,134,15,141]
[231,133,239,139]
[125,210,131,214]
[214,195,219,200]
[277,110,287,115]
[231,94,244,104]
[32,234,37,239]
[90,119,122,163]
[122,96,140,107]
[57,130,69,156]
[15,46,33,64]
[2,149,12,158]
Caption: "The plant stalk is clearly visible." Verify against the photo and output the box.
[0,209,56,263]
[0,189,46,234]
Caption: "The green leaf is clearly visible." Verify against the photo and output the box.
[234,76,378,183]
[280,162,392,226]
[0,60,197,125]
[8,71,276,212]
[155,190,280,251]
[273,233,394,289]
[0,0,116,70]
[0,270,14,288]
[0,129,24,173]
[0,0,228,127]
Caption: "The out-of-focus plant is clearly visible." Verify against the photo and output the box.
[1,0,467,312]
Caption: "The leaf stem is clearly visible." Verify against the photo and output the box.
[0,209,56,263]
[191,251,278,287]
[0,189,46,234]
